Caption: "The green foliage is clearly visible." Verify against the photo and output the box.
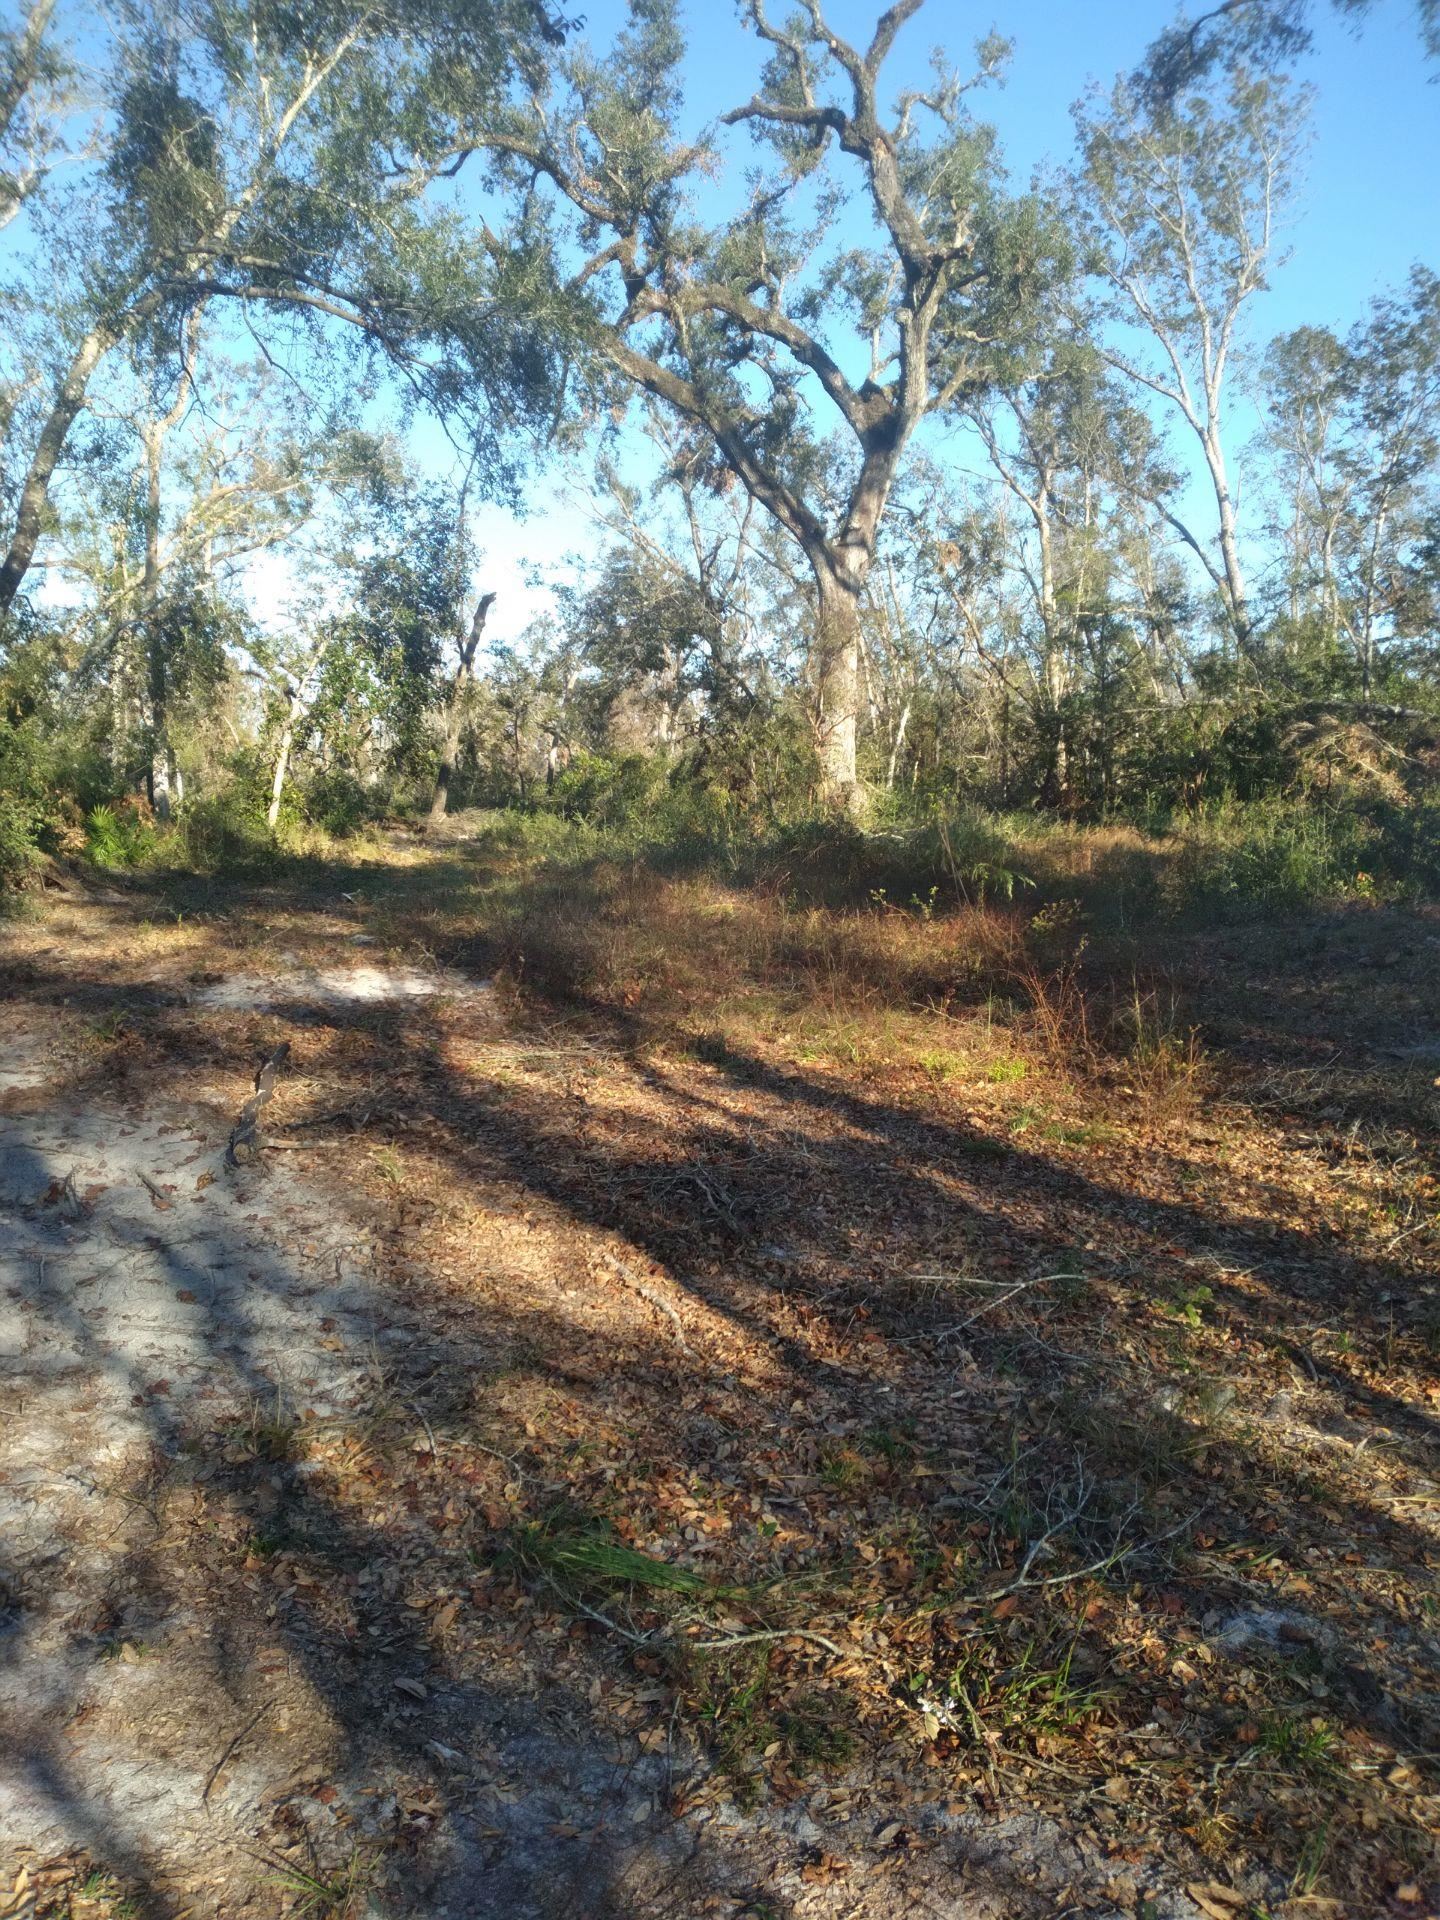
[295,493,468,797]
[85,803,154,869]
[262,1846,377,1920]
[0,790,41,887]
[510,1508,711,1596]
[466,782,1440,929]
[538,713,819,842]
[681,1643,857,1801]
[0,717,59,885]
[175,787,279,874]
[570,546,719,696]
[744,810,1036,911]
[1391,796,1440,891]
[548,750,669,828]
[936,1624,1102,1746]
[107,75,223,262]
[1257,1714,1338,1774]
[1165,799,1385,915]
[302,769,385,837]
[675,703,820,832]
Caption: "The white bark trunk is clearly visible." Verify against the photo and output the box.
[884,697,912,789]
[267,718,297,830]
[428,592,495,826]
[813,559,866,811]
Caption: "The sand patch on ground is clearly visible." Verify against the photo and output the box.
[191,961,493,1014]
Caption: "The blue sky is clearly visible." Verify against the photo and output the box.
[378,1,1440,640]
[667,0,1439,337]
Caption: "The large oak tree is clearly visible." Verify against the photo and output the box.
[468,0,1048,808]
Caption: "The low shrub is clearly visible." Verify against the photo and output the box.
[302,768,387,837]
[547,750,669,830]
[1165,798,1384,917]
[1389,795,1440,895]
[0,718,60,886]
[85,801,157,869]
[0,790,41,888]
[174,788,279,873]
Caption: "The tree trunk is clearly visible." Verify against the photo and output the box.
[812,562,865,813]
[138,310,202,822]
[657,641,684,753]
[145,630,176,822]
[1039,629,1071,810]
[141,418,176,820]
[0,0,57,228]
[266,625,331,831]
[267,714,298,830]
[0,0,56,140]
[0,319,125,620]
[1203,431,1252,652]
[884,696,912,789]
[428,591,495,828]
[1321,523,1339,646]
[144,413,170,819]
[1358,506,1388,703]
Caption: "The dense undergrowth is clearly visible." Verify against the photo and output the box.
[15,780,1437,924]
[461,788,1440,921]
[5,668,1440,926]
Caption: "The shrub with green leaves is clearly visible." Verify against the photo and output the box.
[302,768,385,836]
[85,803,156,869]
[1166,798,1385,916]
[0,718,61,886]
[548,750,669,829]
[176,789,278,872]
[0,791,40,887]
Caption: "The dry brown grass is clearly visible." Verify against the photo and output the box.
[459,849,1208,1128]
[473,856,1018,1017]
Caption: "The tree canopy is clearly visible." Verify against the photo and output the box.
[0,0,1435,868]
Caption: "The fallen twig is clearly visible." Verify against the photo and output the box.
[406,1399,439,1457]
[541,1574,655,1647]
[137,1170,173,1211]
[201,1702,272,1804]
[260,1138,346,1152]
[922,1279,1045,1342]
[227,1042,292,1167]
[988,1507,1200,1602]
[632,1280,695,1352]
[691,1627,846,1658]
[608,1255,698,1357]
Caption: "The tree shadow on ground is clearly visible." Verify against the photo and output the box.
[0,1052,811,1919]
[4,850,1438,1912]
[0,968,1197,1920]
